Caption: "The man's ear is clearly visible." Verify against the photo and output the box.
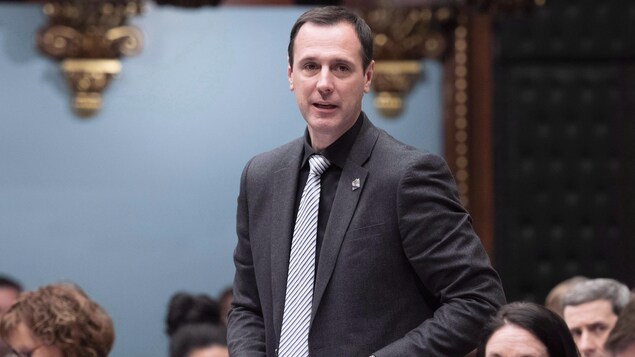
[363,60,375,93]
[288,62,294,91]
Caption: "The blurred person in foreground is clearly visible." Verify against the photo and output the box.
[228,5,505,356]
[605,299,635,357]
[170,323,228,357]
[217,287,233,327]
[0,276,21,357]
[165,292,221,337]
[477,301,580,357]
[563,278,630,357]
[165,291,225,357]
[0,282,114,357]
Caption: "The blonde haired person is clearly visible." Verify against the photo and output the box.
[0,283,114,357]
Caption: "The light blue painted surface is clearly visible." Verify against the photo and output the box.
[0,4,442,356]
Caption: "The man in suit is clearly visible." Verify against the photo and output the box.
[227,6,505,356]
[562,278,631,357]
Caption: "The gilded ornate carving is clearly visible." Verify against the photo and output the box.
[154,0,221,6]
[365,6,455,61]
[467,0,546,12]
[36,0,144,117]
[62,59,121,117]
[357,0,544,117]
[361,3,459,117]
[373,61,421,117]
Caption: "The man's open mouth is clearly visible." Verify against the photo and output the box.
[314,103,337,109]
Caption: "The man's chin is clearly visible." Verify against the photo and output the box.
[307,116,339,129]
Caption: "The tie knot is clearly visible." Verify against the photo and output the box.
[309,155,330,176]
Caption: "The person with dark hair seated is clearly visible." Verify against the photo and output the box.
[166,292,227,357]
[170,323,228,357]
[165,292,221,337]
[477,302,580,357]
[0,282,114,357]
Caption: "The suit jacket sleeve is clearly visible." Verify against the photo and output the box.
[374,153,506,356]
[227,158,267,356]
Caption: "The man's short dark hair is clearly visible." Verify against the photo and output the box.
[288,6,373,71]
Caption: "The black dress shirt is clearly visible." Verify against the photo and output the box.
[293,113,364,267]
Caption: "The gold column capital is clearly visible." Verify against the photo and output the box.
[361,4,458,117]
[372,60,422,117]
[36,0,144,117]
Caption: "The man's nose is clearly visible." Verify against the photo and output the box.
[316,68,334,94]
[579,330,598,353]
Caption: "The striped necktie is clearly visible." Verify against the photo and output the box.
[278,154,330,357]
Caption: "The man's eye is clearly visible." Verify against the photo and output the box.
[303,63,319,71]
[570,329,582,337]
[590,325,607,333]
[334,65,350,72]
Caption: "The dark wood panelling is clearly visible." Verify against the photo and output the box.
[493,0,635,302]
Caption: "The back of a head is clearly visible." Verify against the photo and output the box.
[562,278,630,315]
[477,302,580,357]
[544,276,588,317]
[169,323,227,357]
[605,299,635,354]
[166,292,221,336]
[0,282,114,357]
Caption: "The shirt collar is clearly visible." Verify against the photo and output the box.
[301,112,364,170]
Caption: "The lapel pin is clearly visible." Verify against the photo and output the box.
[352,178,360,191]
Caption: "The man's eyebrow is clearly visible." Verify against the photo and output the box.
[333,58,355,65]
[297,56,317,62]
[296,55,355,64]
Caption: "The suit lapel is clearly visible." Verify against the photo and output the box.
[311,115,379,324]
[270,141,304,339]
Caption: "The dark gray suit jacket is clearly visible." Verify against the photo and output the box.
[228,114,505,356]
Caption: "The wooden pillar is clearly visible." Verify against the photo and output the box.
[443,8,495,257]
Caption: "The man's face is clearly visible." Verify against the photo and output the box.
[288,21,373,150]
[564,299,618,357]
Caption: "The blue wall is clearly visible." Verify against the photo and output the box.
[0,4,442,356]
